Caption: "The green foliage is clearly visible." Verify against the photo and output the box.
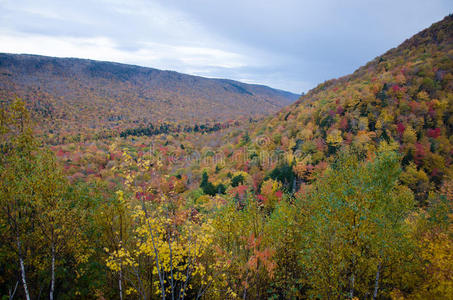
[1,14,453,300]
[200,171,225,196]
[299,150,415,298]
[267,162,295,189]
[265,200,307,298]
[231,174,244,187]
[0,100,104,299]
[200,171,216,196]
[216,183,227,194]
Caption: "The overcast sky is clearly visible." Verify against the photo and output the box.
[0,0,451,93]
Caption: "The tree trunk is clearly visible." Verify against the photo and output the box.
[19,255,30,300]
[242,273,248,300]
[50,239,56,300]
[119,214,124,300]
[8,281,19,300]
[119,268,123,300]
[17,237,31,300]
[349,273,355,299]
[373,262,381,300]
[140,199,165,299]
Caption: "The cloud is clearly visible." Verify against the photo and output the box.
[157,0,452,88]
[0,33,247,70]
[0,0,452,93]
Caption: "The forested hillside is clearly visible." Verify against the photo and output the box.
[0,14,452,300]
[235,14,453,203]
[0,53,298,141]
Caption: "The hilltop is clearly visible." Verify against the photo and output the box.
[0,53,298,140]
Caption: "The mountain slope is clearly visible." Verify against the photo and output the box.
[229,15,453,202]
[0,53,298,137]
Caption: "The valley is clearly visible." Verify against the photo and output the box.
[0,13,452,300]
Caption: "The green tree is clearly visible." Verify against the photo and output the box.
[231,174,245,187]
[200,171,217,196]
[299,149,414,298]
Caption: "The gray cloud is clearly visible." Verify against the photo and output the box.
[0,0,451,93]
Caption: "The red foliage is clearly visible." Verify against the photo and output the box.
[427,128,441,138]
[159,146,168,155]
[56,148,65,157]
[431,168,440,178]
[339,117,348,130]
[230,185,248,198]
[135,192,153,202]
[256,194,265,204]
[315,138,327,152]
[428,105,436,118]
[243,161,249,173]
[408,101,420,112]
[414,143,426,166]
[110,151,122,160]
[392,85,400,92]
[396,123,406,135]
[344,132,353,144]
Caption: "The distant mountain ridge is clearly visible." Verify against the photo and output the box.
[0,53,298,138]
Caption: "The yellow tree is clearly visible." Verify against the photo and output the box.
[106,149,225,299]
[32,150,93,300]
[0,99,94,299]
[0,99,34,300]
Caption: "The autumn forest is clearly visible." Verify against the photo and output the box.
[0,12,452,300]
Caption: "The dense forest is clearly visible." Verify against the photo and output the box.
[0,53,298,144]
[0,14,452,300]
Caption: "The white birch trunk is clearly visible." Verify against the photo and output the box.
[17,237,31,300]
[50,242,55,300]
